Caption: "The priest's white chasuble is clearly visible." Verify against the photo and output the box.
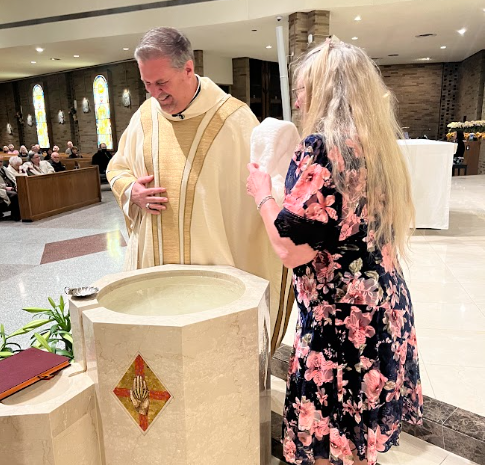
[107,77,293,352]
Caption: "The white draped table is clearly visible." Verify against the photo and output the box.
[398,139,455,229]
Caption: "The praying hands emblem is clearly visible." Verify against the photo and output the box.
[130,375,150,416]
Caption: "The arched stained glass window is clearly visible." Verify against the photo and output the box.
[93,75,113,149]
[32,84,50,148]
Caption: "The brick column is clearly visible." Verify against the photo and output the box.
[438,63,459,139]
[288,10,330,127]
[231,57,250,104]
[194,50,204,76]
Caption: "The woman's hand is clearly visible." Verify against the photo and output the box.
[246,163,272,206]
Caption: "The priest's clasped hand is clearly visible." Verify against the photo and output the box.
[131,175,168,215]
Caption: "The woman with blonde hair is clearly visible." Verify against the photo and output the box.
[247,38,422,465]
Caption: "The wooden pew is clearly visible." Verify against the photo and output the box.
[16,166,101,222]
[63,159,93,170]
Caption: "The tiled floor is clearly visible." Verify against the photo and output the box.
[271,432,479,464]
[282,175,485,417]
[271,374,478,465]
[0,187,127,348]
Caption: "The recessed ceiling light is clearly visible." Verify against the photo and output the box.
[35,47,44,53]
[123,47,129,51]
[50,57,60,61]
[73,55,80,58]
[354,15,362,21]
[266,45,272,49]
[457,28,467,35]
[31,61,36,64]
[441,45,447,49]
[251,29,257,32]
[352,36,358,40]
[417,57,431,61]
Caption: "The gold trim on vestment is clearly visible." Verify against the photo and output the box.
[272,266,288,353]
[156,114,188,264]
[270,267,295,354]
[280,286,296,350]
[140,100,160,266]
[183,97,245,264]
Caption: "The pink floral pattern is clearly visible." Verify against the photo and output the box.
[276,135,423,465]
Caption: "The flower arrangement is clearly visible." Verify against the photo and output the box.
[446,132,484,141]
[447,120,485,132]
[446,121,485,141]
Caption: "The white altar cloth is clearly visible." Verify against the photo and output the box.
[398,139,454,229]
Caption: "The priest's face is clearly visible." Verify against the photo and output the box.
[139,57,196,114]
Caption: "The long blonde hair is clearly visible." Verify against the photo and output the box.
[295,38,414,264]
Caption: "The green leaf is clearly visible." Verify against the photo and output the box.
[22,319,50,330]
[34,333,54,353]
[49,324,59,335]
[9,319,50,337]
[55,349,73,359]
[0,351,14,358]
[48,297,57,310]
[59,295,65,311]
[31,329,51,342]
[23,307,50,314]
[59,332,73,344]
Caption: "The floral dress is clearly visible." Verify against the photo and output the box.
[274,134,423,465]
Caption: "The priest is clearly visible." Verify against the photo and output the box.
[107,27,292,352]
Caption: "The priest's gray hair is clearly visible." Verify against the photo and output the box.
[135,27,194,69]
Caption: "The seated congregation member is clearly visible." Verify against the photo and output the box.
[44,147,54,160]
[7,144,19,155]
[91,143,112,174]
[65,140,73,156]
[0,177,20,221]
[0,165,16,191]
[246,38,422,465]
[68,146,81,158]
[19,145,28,157]
[5,156,26,187]
[2,146,8,154]
[28,144,40,157]
[49,152,66,172]
[24,152,55,175]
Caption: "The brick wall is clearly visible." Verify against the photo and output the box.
[380,64,444,139]
[456,50,485,122]
[0,60,145,156]
[0,82,20,148]
[70,61,145,154]
[2,50,484,155]
[289,11,330,127]
[439,63,459,137]
[231,58,250,104]
[194,50,204,76]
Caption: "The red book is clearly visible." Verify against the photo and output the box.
[0,348,70,401]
